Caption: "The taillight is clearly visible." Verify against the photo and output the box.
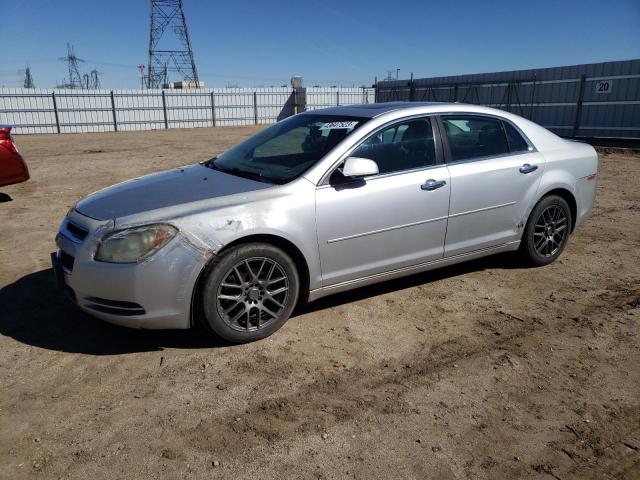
[0,126,17,154]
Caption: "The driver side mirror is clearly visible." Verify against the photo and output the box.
[342,157,379,178]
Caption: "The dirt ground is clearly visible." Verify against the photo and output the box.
[0,127,638,480]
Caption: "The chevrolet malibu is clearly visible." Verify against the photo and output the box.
[53,102,598,342]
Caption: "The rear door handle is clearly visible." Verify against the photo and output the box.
[519,163,538,174]
[421,179,447,191]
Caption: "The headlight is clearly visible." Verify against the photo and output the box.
[95,224,178,263]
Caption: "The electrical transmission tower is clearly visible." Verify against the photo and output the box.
[147,0,199,88]
[23,67,35,88]
[90,70,102,89]
[58,43,84,89]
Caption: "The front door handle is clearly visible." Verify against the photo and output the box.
[519,163,538,174]
[421,179,447,191]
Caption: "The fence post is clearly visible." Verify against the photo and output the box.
[453,84,458,102]
[572,75,586,138]
[409,73,415,102]
[51,91,61,134]
[336,91,340,106]
[161,90,168,129]
[529,75,537,119]
[110,90,118,132]
[373,76,377,103]
[210,91,216,127]
[253,91,258,125]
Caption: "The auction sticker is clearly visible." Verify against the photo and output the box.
[320,121,359,130]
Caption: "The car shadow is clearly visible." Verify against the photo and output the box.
[0,253,527,355]
[0,269,227,355]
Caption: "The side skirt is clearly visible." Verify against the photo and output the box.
[307,241,521,302]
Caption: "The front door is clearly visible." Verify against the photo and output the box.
[315,117,451,286]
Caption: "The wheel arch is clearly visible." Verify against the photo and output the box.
[536,187,578,232]
[190,233,311,326]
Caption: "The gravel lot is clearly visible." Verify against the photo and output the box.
[0,127,638,480]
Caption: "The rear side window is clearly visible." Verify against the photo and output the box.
[442,116,509,161]
[351,118,437,174]
[503,121,530,153]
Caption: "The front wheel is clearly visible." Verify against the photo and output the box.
[521,195,572,266]
[198,243,300,343]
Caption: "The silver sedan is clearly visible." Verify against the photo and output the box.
[53,102,598,342]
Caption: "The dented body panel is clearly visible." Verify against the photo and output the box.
[53,102,598,330]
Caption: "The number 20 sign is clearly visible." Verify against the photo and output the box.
[595,80,613,94]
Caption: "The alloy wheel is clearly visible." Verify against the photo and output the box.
[216,257,290,332]
[533,205,568,257]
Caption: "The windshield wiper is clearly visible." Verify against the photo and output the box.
[207,163,273,184]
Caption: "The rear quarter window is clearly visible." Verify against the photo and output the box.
[503,121,531,153]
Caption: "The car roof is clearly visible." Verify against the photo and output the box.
[302,102,445,119]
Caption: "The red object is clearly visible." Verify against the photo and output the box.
[0,125,30,187]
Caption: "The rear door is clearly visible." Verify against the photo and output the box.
[315,116,450,286]
[439,114,545,256]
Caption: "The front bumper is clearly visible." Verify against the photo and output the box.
[53,210,209,329]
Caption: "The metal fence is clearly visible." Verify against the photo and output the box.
[304,87,375,111]
[376,59,640,140]
[0,86,375,135]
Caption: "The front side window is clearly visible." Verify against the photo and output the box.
[442,116,509,161]
[208,114,366,184]
[350,118,437,175]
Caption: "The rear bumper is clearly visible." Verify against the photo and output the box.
[0,152,30,187]
[574,173,598,229]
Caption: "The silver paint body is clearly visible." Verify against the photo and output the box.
[55,103,598,329]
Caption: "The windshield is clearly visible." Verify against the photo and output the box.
[206,114,367,184]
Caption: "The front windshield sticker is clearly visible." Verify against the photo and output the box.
[320,121,359,130]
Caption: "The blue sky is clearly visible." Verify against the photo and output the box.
[1,0,639,88]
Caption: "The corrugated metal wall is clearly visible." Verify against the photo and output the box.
[376,60,640,139]
[0,86,375,135]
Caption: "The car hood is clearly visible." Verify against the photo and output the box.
[75,164,271,221]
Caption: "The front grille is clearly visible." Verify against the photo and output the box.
[60,251,74,272]
[84,296,146,316]
[66,221,88,241]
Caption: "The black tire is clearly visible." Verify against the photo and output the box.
[521,195,572,266]
[198,242,299,343]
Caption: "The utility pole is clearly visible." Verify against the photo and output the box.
[147,0,200,88]
[23,67,35,88]
[137,64,146,89]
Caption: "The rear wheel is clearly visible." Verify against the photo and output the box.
[198,243,299,343]
[521,195,572,266]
